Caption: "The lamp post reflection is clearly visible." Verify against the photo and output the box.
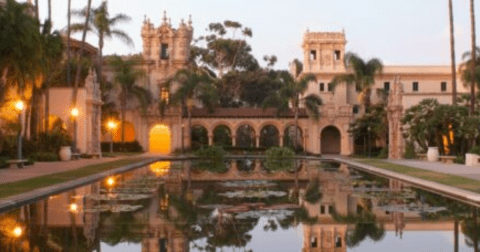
[71,107,79,159]
[15,100,24,167]
[107,120,117,153]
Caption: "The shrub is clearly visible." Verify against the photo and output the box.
[194,146,227,172]
[264,147,295,171]
[100,141,143,153]
[377,147,388,159]
[468,145,480,155]
[0,156,8,169]
[29,152,59,162]
[404,142,416,159]
[454,155,465,164]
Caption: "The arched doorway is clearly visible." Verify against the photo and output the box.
[236,124,255,148]
[149,124,171,154]
[321,126,341,154]
[191,125,208,150]
[113,121,135,142]
[213,125,232,147]
[260,125,279,149]
[283,125,303,151]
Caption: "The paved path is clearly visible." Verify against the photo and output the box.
[0,157,122,184]
[385,159,480,181]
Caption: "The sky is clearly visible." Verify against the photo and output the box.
[20,0,480,70]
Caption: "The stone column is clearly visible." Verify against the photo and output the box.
[279,134,284,147]
[232,135,236,147]
[208,134,213,146]
[255,135,260,148]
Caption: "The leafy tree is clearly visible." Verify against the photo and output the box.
[109,55,152,144]
[331,52,383,111]
[265,146,295,172]
[192,20,258,77]
[71,1,133,84]
[349,103,388,155]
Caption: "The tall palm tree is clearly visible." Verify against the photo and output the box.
[109,56,152,145]
[331,52,383,112]
[169,68,218,144]
[449,0,458,104]
[470,0,477,116]
[262,71,322,192]
[71,1,133,84]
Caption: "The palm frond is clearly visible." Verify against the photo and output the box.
[303,94,322,120]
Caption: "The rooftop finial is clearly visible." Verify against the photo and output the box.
[181,18,185,25]
[188,14,192,26]
[163,10,167,23]
[169,18,172,26]
[144,15,147,23]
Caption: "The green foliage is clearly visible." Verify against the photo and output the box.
[100,141,143,153]
[349,103,387,145]
[468,145,480,155]
[454,155,466,164]
[28,152,58,162]
[304,178,322,204]
[404,142,416,159]
[377,147,388,159]
[0,156,8,169]
[194,146,227,172]
[264,147,295,171]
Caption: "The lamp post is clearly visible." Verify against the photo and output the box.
[107,120,117,153]
[15,100,24,166]
[71,108,79,158]
[368,126,371,159]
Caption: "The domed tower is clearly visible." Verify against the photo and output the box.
[302,31,346,73]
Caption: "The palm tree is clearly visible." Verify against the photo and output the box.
[449,0,457,104]
[262,71,322,192]
[40,20,64,134]
[169,68,218,147]
[331,52,383,112]
[109,56,152,145]
[71,1,133,84]
[470,0,477,116]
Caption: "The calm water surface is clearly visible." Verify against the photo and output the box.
[0,159,478,252]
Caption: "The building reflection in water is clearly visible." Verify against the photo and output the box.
[0,161,478,252]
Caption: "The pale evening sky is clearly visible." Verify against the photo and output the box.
[20,0,480,70]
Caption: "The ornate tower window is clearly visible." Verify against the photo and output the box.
[160,87,169,103]
[161,44,169,59]
[334,50,341,60]
[310,50,317,60]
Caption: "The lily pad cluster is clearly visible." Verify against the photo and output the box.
[220,180,277,188]
[235,209,295,220]
[84,204,143,213]
[218,190,287,198]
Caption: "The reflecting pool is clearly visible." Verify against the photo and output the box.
[0,160,479,251]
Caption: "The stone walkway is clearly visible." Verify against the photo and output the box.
[386,159,480,181]
[0,157,123,184]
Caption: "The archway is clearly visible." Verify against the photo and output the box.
[260,125,279,149]
[283,125,303,151]
[149,124,171,154]
[113,121,135,142]
[213,125,232,147]
[321,126,341,154]
[191,125,208,150]
[236,124,255,148]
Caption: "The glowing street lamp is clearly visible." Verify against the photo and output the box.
[12,226,22,238]
[71,107,79,159]
[15,99,24,167]
[106,177,115,187]
[107,120,117,153]
[69,203,78,213]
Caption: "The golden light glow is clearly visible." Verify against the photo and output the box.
[160,194,169,211]
[160,87,169,103]
[69,203,78,213]
[14,100,24,111]
[71,108,79,117]
[12,226,22,238]
[113,121,135,142]
[149,124,171,154]
[106,177,115,187]
[150,161,171,177]
[107,120,117,131]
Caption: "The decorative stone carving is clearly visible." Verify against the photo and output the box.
[387,76,404,159]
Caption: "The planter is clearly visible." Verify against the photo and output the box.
[59,146,72,161]
[427,147,439,162]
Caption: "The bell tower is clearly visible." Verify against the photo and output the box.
[302,31,346,73]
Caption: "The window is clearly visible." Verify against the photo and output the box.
[160,87,169,103]
[441,82,447,92]
[329,205,334,214]
[384,82,390,92]
[161,44,169,59]
[310,50,317,60]
[159,239,168,252]
[334,50,341,60]
[355,85,361,92]
[353,105,360,114]
[319,83,325,92]
[320,205,325,214]
[412,82,419,92]
[311,237,318,248]
[328,83,333,92]
[335,237,342,248]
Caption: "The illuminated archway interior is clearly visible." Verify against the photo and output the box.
[149,124,171,154]
[113,121,135,142]
[150,161,171,177]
